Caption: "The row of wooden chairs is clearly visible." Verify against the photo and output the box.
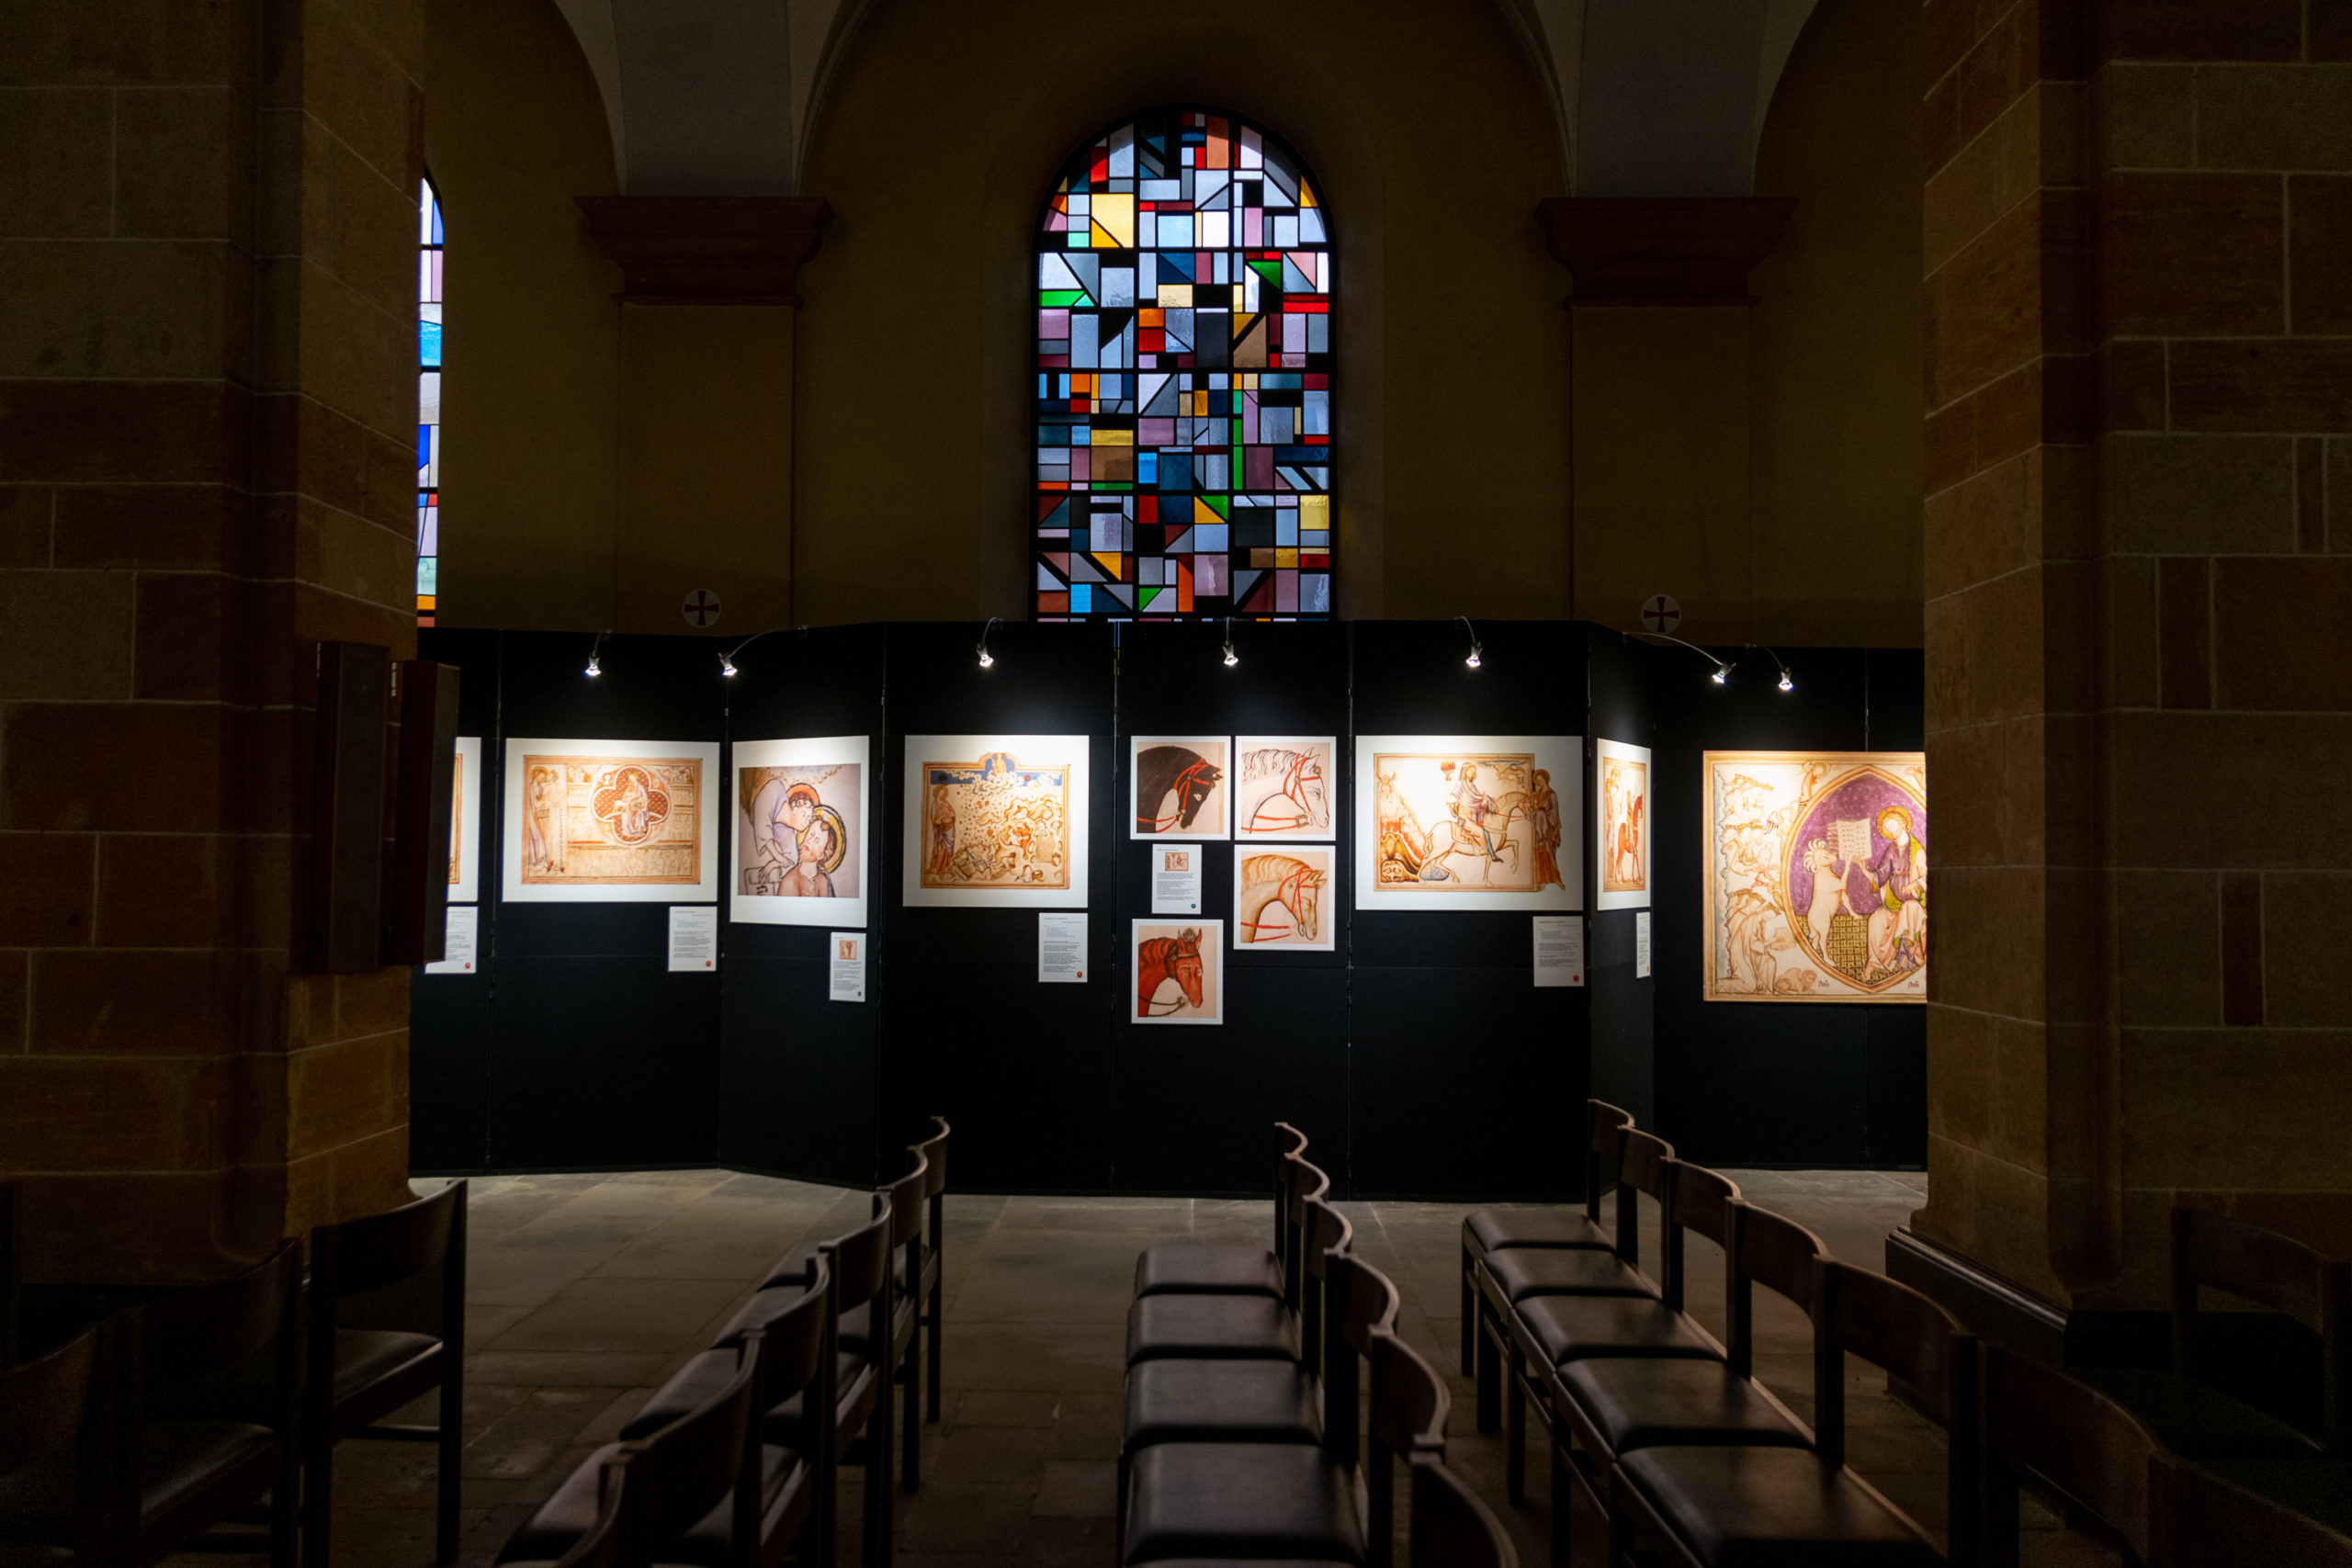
[0,1179,469,1568]
[492,1118,948,1568]
[1117,1123,1519,1566]
[1462,1100,2352,1566]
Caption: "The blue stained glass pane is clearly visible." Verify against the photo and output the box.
[1070,584,1092,614]
[416,555,438,595]
[419,318,442,367]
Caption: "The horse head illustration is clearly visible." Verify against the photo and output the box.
[1137,745,1224,833]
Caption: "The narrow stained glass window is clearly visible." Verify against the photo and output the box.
[1033,109,1333,621]
[416,177,444,626]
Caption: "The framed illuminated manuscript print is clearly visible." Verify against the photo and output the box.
[1352,736,1580,912]
[1233,736,1335,840]
[1134,919,1225,1024]
[1593,737,1649,911]
[1702,750,1928,1003]
[1234,844,1334,952]
[447,735,481,903]
[901,735,1091,909]
[500,738,721,904]
[1132,735,1229,840]
[731,735,869,930]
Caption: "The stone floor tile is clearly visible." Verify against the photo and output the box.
[491,1275,751,1353]
[1030,1459,1114,1517]
[896,1483,1036,1554]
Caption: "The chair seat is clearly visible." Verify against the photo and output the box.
[1482,1248,1652,1303]
[1128,1295,1299,1365]
[838,1295,916,1363]
[326,1330,441,1404]
[0,1420,277,1538]
[1124,1442,1367,1564]
[1465,1207,1611,1253]
[767,1352,876,1442]
[499,1441,803,1567]
[1618,1446,1937,1566]
[1135,1243,1285,1299]
[2075,1368,2327,1462]
[2202,1458,2352,1536]
[1559,1359,1808,1453]
[1125,1358,1321,1453]
[1517,1295,1720,1367]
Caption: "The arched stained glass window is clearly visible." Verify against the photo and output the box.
[1033,108,1333,621]
[416,177,443,626]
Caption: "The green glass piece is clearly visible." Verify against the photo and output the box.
[1039,289,1090,306]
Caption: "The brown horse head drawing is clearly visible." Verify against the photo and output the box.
[1138,927,1205,1015]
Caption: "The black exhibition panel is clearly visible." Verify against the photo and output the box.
[481,631,729,1170]
[878,620,1120,1193]
[1584,626,1657,1131]
[1110,619,1351,1195]
[1346,620,1591,1200]
[1649,644,1928,1168]
[718,624,889,1190]
[409,626,500,1172]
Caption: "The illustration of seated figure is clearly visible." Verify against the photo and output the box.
[780,817,837,897]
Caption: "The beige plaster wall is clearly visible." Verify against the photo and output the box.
[423,0,621,631]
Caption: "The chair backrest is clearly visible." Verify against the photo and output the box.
[824,1200,893,1315]
[880,1153,929,1250]
[2154,1450,2352,1567]
[2173,1206,2348,1441]
[1662,1161,1739,1317]
[1321,1252,1398,1466]
[1297,1199,1351,1370]
[1583,1100,1634,1222]
[0,1325,100,1480]
[1408,1454,1516,1568]
[1980,1344,2158,1568]
[1815,1258,1979,1563]
[1726,1200,1826,1377]
[311,1179,467,1303]
[1365,1331,1450,1568]
[1270,1122,1307,1265]
[1612,1128,1672,1282]
[625,1335,761,1549]
[137,1241,301,1405]
[1283,1156,1332,1306]
[1,1179,19,1366]
[910,1117,950,1202]
[748,1256,833,1412]
[557,1451,640,1568]
[1332,1252,1402,1356]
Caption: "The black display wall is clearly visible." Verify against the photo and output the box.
[411,624,1923,1194]
[1648,646,1928,1168]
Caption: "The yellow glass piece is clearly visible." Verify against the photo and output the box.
[1159,284,1193,308]
[1300,494,1330,533]
[1090,220,1116,248]
[1300,179,1318,208]
[1093,193,1136,248]
[1093,429,1135,446]
[1091,551,1125,580]
[1194,497,1223,528]
[1277,547,1299,568]
[1240,373,1258,389]
[1141,308,1166,327]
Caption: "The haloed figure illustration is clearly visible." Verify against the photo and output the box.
[780,817,838,897]
[752,779,819,877]
[1854,806,1926,977]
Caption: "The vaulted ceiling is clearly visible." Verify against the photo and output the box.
[550,0,1820,197]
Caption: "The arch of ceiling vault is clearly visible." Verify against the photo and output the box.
[547,0,1820,199]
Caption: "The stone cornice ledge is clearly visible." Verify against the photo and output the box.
[1536,197,1796,304]
[577,197,833,304]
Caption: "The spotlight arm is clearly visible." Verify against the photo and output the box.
[718,627,785,677]
[1457,615,1484,669]
[1221,615,1238,667]
[976,616,1000,669]
[1632,629,1733,681]
[583,628,609,678]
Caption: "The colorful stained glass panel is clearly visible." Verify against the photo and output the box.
[1033,109,1332,621]
[416,177,443,626]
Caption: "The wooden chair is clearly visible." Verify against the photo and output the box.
[870,1152,931,1495]
[2082,1206,2348,1465]
[303,1179,469,1568]
[1409,1452,1518,1568]
[1135,1124,1308,1301]
[548,1451,637,1568]
[2158,1448,2352,1565]
[1119,1200,1365,1540]
[1980,1342,2163,1568]
[1500,1159,1737,1506]
[0,1327,109,1564]
[1,1180,18,1368]
[1121,1320,1446,1568]
[1471,1126,1662,1437]
[905,1116,950,1422]
[1545,1195,1818,1559]
[507,1262,834,1568]
[1460,1101,1634,1372]
[1127,1158,1329,1367]
[1613,1256,1979,1568]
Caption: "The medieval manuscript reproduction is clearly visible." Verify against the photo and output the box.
[1352,735,1581,913]
[901,735,1091,909]
[502,738,721,905]
[1131,736,1230,840]
[1702,750,1928,1003]
[1233,736,1336,841]
[730,735,869,929]
[1594,738,1649,911]
[1133,919,1224,1025]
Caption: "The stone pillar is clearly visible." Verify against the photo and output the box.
[580,197,829,637]
[0,0,424,1284]
[1905,0,2352,1324]
[1539,197,1794,643]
